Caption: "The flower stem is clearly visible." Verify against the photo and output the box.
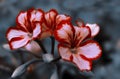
[25,59,43,67]
[18,49,42,59]
[50,36,55,55]
[11,59,43,79]
[35,40,47,54]
[19,52,24,64]
[51,56,61,63]
[29,52,42,59]
[17,50,25,64]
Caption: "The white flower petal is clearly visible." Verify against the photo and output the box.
[77,40,102,59]
[74,26,90,46]
[45,9,58,27]
[30,9,43,22]
[32,23,42,38]
[10,36,30,49]
[58,44,72,61]
[86,23,100,37]
[6,28,28,41]
[73,54,91,71]
[56,14,71,25]
[54,21,74,44]
[16,12,28,31]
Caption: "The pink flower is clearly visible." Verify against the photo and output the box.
[6,8,44,50]
[54,21,102,71]
[40,9,71,39]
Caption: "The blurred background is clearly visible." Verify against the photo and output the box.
[0,0,120,79]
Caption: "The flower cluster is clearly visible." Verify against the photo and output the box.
[6,8,102,71]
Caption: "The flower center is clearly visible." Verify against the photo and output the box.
[70,48,77,54]
[28,33,33,38]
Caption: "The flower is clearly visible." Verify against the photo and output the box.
[6,8,44,50]
[40,9,71,39]
[54,21,102,71]
[76,18,100,37]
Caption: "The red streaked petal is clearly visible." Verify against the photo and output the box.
[16,11,28,31]
[76,18,85,27]
[73,54,92,71]
[32,22,42,39]
[6,27,28,41]
[58,44,72,61]
[56,14,71,25]
[77,40,102,60]
[74,26,91,46]
[54,21,75,44]
[86,23,100,37]
[45,9,58,28]
[24,41,41,53]
[28,8,44,23]
[40,30,52,39]
[39,23,52,39]
[9,36,30,50]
